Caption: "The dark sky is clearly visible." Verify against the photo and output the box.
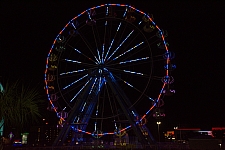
[1,1,225,132]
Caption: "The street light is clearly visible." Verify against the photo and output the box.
[157,121,161,143]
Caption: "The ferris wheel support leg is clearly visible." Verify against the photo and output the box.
[106,75,151,146]
[52,78,96,146]
[53,124,71,146]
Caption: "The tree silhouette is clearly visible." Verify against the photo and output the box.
[0,80,45,138]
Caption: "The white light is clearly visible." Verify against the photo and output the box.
[157,121,161,124]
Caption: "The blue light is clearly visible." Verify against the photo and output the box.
[98,77,102,92]
[114,119,117,130]
[146,109,151,115]
[123,80,133,87]
[117,22,122,31]
[60,69,86,76]
[65,59,81,63]
[88,11,91,20]
[123,7,128,17]
[89,78,97,94]
[73,48,81,53]
[104,39,114,61]
[63,74,88,90]
[132,111,137,117]
[70,77,92,102]
[96,49,101,63]
[81,102,86,112]
[119,57,149,64]
[138,21,142,25]
[104,22,122,61]
[71,22,77,29]
[102,44,105,63]
[106,6,109,16]
[148,97,154,101]
[123,70,143,76]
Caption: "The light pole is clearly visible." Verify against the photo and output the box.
[157,121,161,143]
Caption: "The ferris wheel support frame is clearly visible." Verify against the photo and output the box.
[53,77,96,146]
[106,73,155,145]
[53,70,156,146]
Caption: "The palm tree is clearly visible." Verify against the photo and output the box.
[0,80,45,138]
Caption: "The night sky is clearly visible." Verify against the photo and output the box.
[1,1,225,132]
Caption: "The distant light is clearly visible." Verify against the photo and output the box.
[157,121,161,125]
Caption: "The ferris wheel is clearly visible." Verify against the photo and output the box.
[44,3,175,146]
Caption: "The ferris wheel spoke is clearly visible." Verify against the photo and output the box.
[106,57,151,70]
[106,30,134,61]
[123,70,144,76]
[100,20,108,63]
[63,59,97,67]
[105,42,151,67]
[151,76,163,80]
[88,78,98,94]
[67,44,97,63]
[107,67,149,78]
[111,43,152,66]
[117,57,150,65]
[78,30,100,63]
[106,32,142,65]
[112,41,145,61]
[104,22,122,61]
[148,38,160,46]
[91,25,102,63]
[152,58,165,63]
[60,80,90,107]
[60,69,87,76]
[107,59,151,69]
[113,74,155,102]
[62,74,89,90]
[123,7,128,18]
[70,77,93,102]
[58,67,98,80]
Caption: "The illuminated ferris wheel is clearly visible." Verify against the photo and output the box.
[44,3,175,146]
